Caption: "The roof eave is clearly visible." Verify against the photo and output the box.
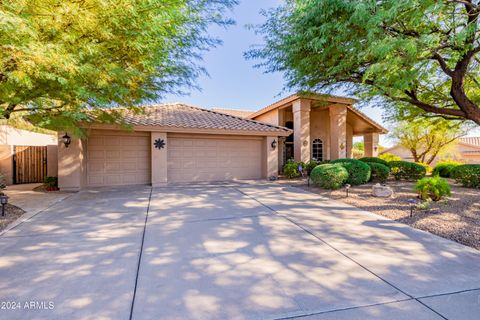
[78,122,292,137]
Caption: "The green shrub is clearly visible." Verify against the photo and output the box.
[432,160,462,178]
[283,160,302,179]
[304,160,318,175]
[310,164,349,189]
[359,157,388,166]
[414,177,451,201]
[379,152,401,162]
[331,158,371,185]
[451,164,480,188]
[44,176,58,188]
[367,162,390,183]
[388,161,426,181]
[415,162,432,174]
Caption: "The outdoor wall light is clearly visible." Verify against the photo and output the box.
[0,195,8,217]
[271,139,277,150]
[374,145,378,152]
[62,133,71,148]
[340,142,345,150]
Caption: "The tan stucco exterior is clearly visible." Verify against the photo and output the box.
[58,129,284,190]
[249,95,386,168]
[56,94,387,189]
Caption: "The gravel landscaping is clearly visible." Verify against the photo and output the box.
[0,203,25,232]
[281,178,480,250]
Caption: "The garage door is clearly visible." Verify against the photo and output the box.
[168,136,263,183]
[87,132,150,187]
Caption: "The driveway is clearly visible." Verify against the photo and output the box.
[0,183,479,319]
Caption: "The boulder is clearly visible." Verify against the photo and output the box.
[372,183,393,198]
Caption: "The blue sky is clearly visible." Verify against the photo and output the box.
[162,0,478,145]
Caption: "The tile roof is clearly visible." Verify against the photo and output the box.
[459,137,480,147]
[101,104,291,134]
[211,108,254,118]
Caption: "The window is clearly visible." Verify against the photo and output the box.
[312,138,323,161]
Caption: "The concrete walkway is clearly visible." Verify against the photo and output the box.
[1,183,72,235]
[0,183,479,319]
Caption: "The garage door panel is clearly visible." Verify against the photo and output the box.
[87,133,150,187]
[168,137,262,183]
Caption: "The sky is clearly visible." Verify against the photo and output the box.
[162,0,479,146]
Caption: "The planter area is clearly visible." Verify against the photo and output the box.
[0,204,25,232]
[283,178,480,250]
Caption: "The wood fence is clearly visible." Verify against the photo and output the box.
[13,146,48,184]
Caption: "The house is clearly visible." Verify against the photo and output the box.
[0,125,58,185]
[381,137,480,165]
[58,94,387,190]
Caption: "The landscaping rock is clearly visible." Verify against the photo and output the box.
[372,183,393,198]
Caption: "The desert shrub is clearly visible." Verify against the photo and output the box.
[330,158,371,185]
[310,164,349,189]
[367,162,390,183]
[432,160,462,178]
[415,162,432,174]
[304,160,319,175]
[359,157,388,166]
[44,176,58,189]
[379,152,401,162]
[414,177,451,201]
[451,164,480,188]
[283,160,302,179]
[388,161,426,181]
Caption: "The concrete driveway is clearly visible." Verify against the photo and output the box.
[0,183,479,319]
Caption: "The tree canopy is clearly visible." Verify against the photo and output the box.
[248,0,480,125]
[0,0,235,132]
[391,118,468,164]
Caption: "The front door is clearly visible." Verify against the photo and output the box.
[284,143,294,163]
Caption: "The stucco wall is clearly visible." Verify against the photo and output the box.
[0,125,57,146]
[310,109,331,160]
[254,109,279,126]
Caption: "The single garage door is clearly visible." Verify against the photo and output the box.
[87,131,150,187]
[168,136,263,183]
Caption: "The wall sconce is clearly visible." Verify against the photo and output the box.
[62,133,71,148]
[271,139,277,150]
[340,142,345,150]
[374,145,378,152]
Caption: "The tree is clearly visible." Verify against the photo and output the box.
[0,0,235,131]
[391,119,468,164]
[352,142,364,158]
[248,0,480,125]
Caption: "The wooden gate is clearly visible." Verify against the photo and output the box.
[13,146,48,184]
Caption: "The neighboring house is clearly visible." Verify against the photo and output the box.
[58,94,387,190]
[381,137,480,165]
[0,125,58,185]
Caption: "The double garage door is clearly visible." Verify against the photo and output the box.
[86,132,263,186]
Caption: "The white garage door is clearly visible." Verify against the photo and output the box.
[87,132,150,187]
[168,136,263,183]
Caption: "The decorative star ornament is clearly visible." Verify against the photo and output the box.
[154,138,166,150]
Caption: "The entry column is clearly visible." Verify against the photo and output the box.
[364,133,379,157]
[329,105,347,160]
[293,99,311,163]
[151,132,168,186]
